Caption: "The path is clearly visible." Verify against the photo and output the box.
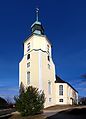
[43,105,86,118]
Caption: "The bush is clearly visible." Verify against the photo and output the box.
[14,85,45,116]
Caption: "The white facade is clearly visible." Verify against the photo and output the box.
[55,82,78,105]
[19,14,78,107]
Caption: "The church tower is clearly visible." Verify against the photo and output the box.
[19,9,56,107]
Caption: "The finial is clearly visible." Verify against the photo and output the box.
[36,8,39,21]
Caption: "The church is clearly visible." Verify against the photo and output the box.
[19,9,78,108]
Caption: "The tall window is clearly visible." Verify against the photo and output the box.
[27,43,30,52]
[27,54,30,60]
[27,62,30,68]
[48,81,51,94]
[27,71,30,85]
[59,85,63,95]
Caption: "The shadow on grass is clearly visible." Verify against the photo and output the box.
[47,108,86,119]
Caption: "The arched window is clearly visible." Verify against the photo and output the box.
[59,85,63,95]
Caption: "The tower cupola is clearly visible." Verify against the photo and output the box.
[31,8,44,35]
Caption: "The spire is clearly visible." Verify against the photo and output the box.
[36,8,39,21]
[31,8,44,35]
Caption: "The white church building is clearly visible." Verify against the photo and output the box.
[19,9,78,108]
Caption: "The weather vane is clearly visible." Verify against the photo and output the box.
[36,8,39,21]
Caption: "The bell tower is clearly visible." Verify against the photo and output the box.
[19,9,56,107]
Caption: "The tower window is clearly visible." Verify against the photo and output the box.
[27,71,30,85]
[47,44,49,54]
[27,62,30,68]
[48,81,51,95]
[27,43,30,52]
[59,99,63,102]
[48,56,50,62]
[48,64,50,69]
[59,85,63,95]
[49,98,52,102]
[27,54,30,60]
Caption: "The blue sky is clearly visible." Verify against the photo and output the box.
[0,0,86,101]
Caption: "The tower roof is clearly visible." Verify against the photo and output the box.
[31,8,44,35]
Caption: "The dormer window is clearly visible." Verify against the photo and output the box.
[27,43,30,52]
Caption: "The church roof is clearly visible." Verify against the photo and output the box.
[55,75,78,93]
[55,75,66,83]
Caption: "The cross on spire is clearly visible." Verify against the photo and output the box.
[36,8,39,21]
